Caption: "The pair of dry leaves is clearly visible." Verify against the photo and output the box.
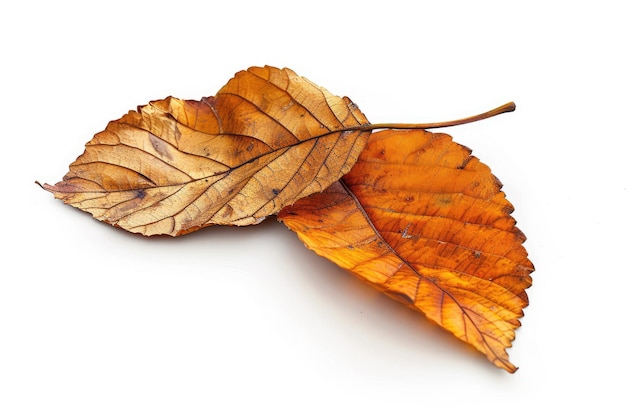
[42,66,533,372]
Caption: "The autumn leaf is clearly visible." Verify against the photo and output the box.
[278,129,533,372]
[41,66,370,236]
[40,65,531,371]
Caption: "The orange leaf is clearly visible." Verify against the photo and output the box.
[41,66,370,236]
[278,129,533,372]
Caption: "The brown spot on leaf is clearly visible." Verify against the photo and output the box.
[149,134,172,160]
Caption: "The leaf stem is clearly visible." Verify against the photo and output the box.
[349,102,516,131]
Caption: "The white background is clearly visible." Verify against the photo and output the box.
[2,1,624,415]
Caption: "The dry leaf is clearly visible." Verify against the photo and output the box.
[278,129,533,372]
[41,66,370,236]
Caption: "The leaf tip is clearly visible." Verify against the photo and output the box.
[36,181,57,194]
[35,180,58,194]
[501,360,519,374]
